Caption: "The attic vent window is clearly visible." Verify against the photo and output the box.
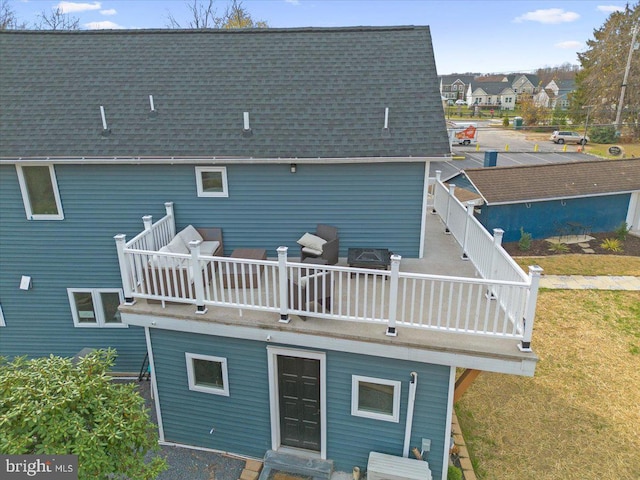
[242,111,252,136]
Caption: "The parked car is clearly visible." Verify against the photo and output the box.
[455,99,466,105]
[550,130,589,145]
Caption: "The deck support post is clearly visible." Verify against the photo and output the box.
[386,254,402,336]
[444,184,456,234]
[486,228,504,299]
[454,369,481,403]
[114,234,135,305]
[461,201,474,260]
[189,240,208,315]
[519,265,543,352]
[277,246,290,323]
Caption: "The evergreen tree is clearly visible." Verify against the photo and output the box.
[572,3,639,138]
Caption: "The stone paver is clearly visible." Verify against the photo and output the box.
[540,275,640,290]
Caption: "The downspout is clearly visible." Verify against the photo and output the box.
[402,372,418,458]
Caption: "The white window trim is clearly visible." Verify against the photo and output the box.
[0,304,5,327]
[16,164,64,220]
[185,352,230,396]
[351,375,401,423]
[67,288,127,328]
[195,166,229,198]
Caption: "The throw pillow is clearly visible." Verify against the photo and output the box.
[297,232,327,251]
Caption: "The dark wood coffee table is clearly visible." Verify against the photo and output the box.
[347,248,391,275]
[223,248,267,288]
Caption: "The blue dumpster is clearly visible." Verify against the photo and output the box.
[484,150,498,167]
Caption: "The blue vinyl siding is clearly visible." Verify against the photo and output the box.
[0,165,146,371]
[326,351,449,478]
[150,329,450,478]
[150,329,273,457]
[477,193,631,242]
[1,162,424,370]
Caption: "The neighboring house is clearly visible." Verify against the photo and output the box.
[447,158,640,242]
[466,82,516,110]
[438,74,476,103]
[508,73,540,97]
[533,79,575,109]
[0,28,542,480]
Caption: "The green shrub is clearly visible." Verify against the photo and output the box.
[589,125,617,144]
[502,115,509,127]
[448,465,463,480]
[615,222,630,241]
[0,349,167,479]
[518,227,532,251]
[551,107,567,127]
[548,242,570,253]
[600,238,623,252]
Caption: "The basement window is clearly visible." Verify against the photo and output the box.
[351,375,401,423]
[186,352,229,396]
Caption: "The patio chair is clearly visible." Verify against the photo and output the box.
[297,224,339,265]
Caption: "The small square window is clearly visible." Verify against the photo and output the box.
[351,375,401,422]
[195,167,228,197]
[186,353,229,396]
[16,164,64,220]
[67,288,126,328]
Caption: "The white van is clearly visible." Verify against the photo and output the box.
[448,122,478,146]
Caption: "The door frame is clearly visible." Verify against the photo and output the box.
[626,192,640,234]
[267,346,327,459]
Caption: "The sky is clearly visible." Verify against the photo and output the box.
[9,0,627,74]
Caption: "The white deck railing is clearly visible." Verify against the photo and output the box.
[114,198,542,350]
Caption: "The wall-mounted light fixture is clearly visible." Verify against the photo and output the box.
[290,163,297,174]
[20,275,32,290]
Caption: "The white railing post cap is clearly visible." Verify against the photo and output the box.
[528,265,544,276]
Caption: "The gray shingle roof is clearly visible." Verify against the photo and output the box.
[0,27,450,159]
[470,81,514,95]
[460,158,640,204]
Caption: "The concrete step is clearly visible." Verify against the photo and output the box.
[257,450,333,480]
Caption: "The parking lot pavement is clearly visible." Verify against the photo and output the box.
[431,151,594,179]
[433,123,601,179]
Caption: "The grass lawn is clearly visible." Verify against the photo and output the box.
[514,254,640,276]
[455,256,640,479]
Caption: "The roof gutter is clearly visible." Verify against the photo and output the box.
[1,155,450,165]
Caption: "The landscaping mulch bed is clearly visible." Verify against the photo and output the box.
[502,231,640,257]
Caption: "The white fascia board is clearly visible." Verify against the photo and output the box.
[486,189,640,206]
[122,312,538,377]
[1,156,450,165]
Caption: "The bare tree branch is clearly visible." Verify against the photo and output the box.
[34,7,80,30]
[166,0,267,29]
[167,0,223,29]
[1,0,26,30]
